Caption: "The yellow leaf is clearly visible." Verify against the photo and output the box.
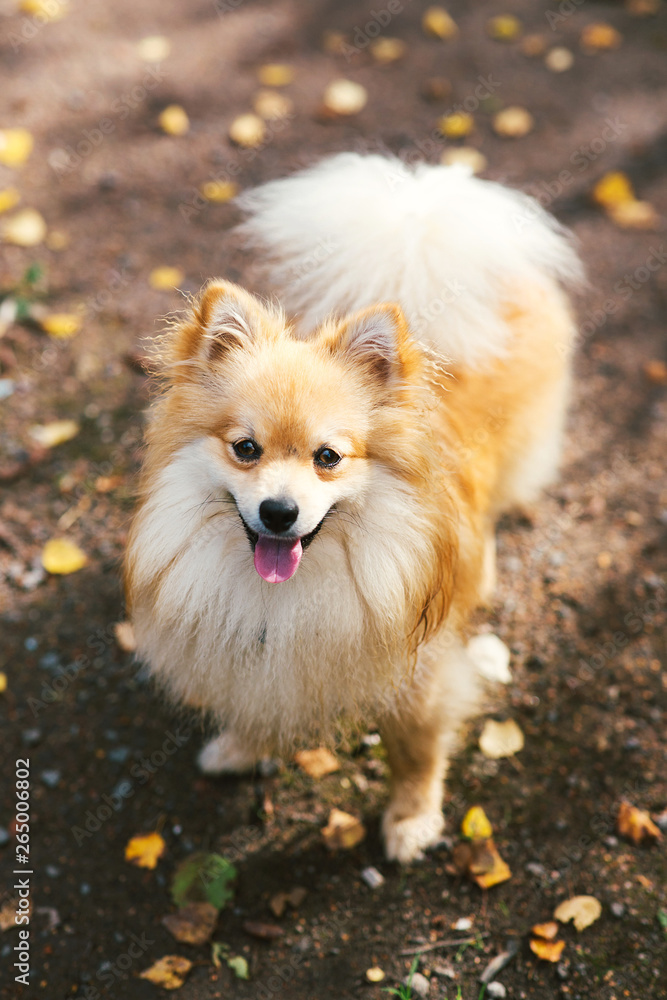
[530,937,566,962]
[607,200,658,229]
[139,955,192,990]
[422,6,458,39]
[137,35,171,61]
[41,538,87,575]
[592,171,635,207]
[479,718,525,759]
[124,831,166,869]
[554,895,602,931]
[532,920,560,940]
[487,15,522,41]
[294,747,340,779]
[438,112,474,138]
[461,806,493,840]
[581,22,623,51]
[20,0,67,19]
[2,208,46,247]
[29,420,80,448]
[229,113,267,148]
[257,63,294,87]
[493,106,534,138]
[322,80,368,116]
[469,838,512,889]
[200,180,238,203]
[158,105,190,136]
[0,189,20,214]
[617,800,662,844]
[0,128,34,168]
[0,673,7,694]
[321,809,366,850]
[41,313,82,339]
[369,37,406,64]
[149,266,184,290]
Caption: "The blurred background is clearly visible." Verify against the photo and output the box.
[1,1,666,998]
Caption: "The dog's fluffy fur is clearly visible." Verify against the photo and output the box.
[125,153,582,863]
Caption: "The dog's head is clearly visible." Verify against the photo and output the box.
[156,280,428,583]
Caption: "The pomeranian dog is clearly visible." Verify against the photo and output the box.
[125,153,582,863]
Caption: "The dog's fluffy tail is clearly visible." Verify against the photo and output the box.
[236,153,583,367]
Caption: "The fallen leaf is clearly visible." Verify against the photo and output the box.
[607,200,658,229]
[162,902,218,945]
[592,171,634,207]
[114,621,136,652]
[227,955,249,980]
[532,920,559,940]
[0,189,20,214]
[158,105,190,136]
[140,956,192,990]
[479,719,524,759]
[422,6,458,39]
[554,895,602,931]
[487,15,522,41]
[369,37,406,63]
[2,208,47,246]
[617,801,663,845]
[41,313,82,339]
[124,831,166,869]
[581,23,622,51]
[243,920,284,940]
[643,360,667,385]
[294,747,340,778]
[461,806,493,840]
[258,63,294,87]
[321,79,368,116]
[137,35,171,61]
[321,808,366,850]
[41,538,87,575]
[366,967,386,982]
[493,106,534,138]
[530,938,566,962]
[229,113,267,147]
[438,112,474,138]
[171,852,236,910]
[440,147,487,174]
[545,47,574,72]
[29,420,80,448]
[452,837,511,889]
[253,90,293,120]
[199,180,238,203]
[0,128,34,168]
[149,266,184,290]
[269,886,307,916]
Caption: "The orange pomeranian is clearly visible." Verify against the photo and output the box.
[125,153,582,862]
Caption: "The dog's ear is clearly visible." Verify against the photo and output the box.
[196,280,262,362]
[334,304,410,387]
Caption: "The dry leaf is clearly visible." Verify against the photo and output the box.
[41,313,82,339]
[242,919,284,939]
[532,920,559,940]
[2,208,47,247]
[322,79,368,116]
[487,15,522,41]
[422,6,458,39]
[229,113,266,148]
[439,112,474,138]
[0,128,34,168]
[124,831,166,869]
[322,808,366,850]
[643,360,667,385]
[607,200,658,229]
[158,105,190,136]
[269,886,307,917]
[366,967,386,982]
[140,956,192,990]
[41,538,87,575]
[461,806,493,840]
[253,90,293,120]
[617,801,662,844]
[0,189,20,214]
[493,107,534,138]
[149,266,184,290]
[581,23,622,51]
[258,63,294,87]
[441,147,487,174]
[137,35,171,61]
[294,747,340,778]
[530,937,566,962]
[479,719,524,759]
[114,621,137,652]
[162,902,218,945]
[554,895,602,931]
[29,420,80,448]
[545,47,574,72]
[200,180,238,203]
[469,838,512,889]
[369,37,406,64]
[592,171,634,207]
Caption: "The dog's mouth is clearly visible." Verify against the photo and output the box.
[236,508,327,584]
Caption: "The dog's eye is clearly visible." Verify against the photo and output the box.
[233,439,261,460]
[315,447,342,468]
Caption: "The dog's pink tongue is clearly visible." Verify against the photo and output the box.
[254,536,303,583]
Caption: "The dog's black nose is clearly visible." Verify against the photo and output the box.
[259,499,299,534]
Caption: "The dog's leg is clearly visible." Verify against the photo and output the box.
[197,731,258,775]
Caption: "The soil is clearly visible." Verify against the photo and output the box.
[1,1,666,998]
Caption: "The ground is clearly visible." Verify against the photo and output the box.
[0,0,666,998]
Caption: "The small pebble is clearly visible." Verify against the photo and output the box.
[108,746,131,764]
[361,866,385,889]
[39,651,60,672]
[0,827,10,846]
[487,984,507,999]
[80,883,91,895]
[22,728,42,746]
[611,901,625,918]
[405,971,430,997]
[41,770,61,788]
[24,637,39,651]
[45,865,61,878]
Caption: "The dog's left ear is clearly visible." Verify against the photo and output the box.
[334,304,410,387]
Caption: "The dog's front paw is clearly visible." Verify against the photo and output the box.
[197,732,257,775]
[382,807,445,864]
